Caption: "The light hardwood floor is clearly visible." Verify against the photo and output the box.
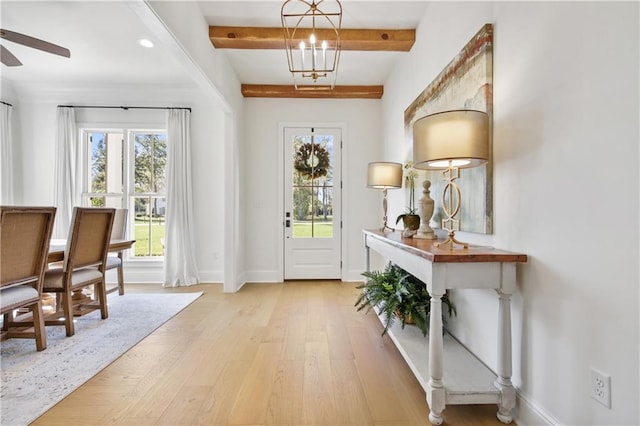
[34,281,510,425]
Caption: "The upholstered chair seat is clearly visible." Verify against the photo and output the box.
[106,256,122,269]
[1,285,40,311]
[43,267,102,289]
[1,206,57,351]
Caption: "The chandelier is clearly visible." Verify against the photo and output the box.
[281,0,342,88]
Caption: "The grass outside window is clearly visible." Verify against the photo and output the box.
[133,217,165,256]
[293,221,333,238]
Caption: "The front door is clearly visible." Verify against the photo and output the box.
[284,127,341,279]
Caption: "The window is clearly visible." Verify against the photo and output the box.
[131,132,167,258]
[82,129,166,258]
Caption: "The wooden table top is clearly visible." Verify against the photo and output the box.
[364,229,527,263]
[47,239,135,263]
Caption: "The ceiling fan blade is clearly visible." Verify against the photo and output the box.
[1,44,22,66]
[0,28,70,58]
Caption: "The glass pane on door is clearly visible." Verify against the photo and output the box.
[291,133,334,238]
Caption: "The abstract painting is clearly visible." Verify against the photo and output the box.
[404,23,493,234]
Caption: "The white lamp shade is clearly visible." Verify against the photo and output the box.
[413,110,489,170]
[367,162,403,189]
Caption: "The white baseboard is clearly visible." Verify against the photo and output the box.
[106,267,222,285]
[198,270,223,283]
[235,271,247,292]
[515,389,562,426]
[117,269,163,284]
[345,269,365,282]
[242,271,364,283]
[223,271,247,293]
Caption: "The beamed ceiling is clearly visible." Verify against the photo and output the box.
[210,26,415,99]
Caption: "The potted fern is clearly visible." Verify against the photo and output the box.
[355,263,456,336]
[396,161,420,236]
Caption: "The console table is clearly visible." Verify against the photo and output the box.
[363,230,527,425]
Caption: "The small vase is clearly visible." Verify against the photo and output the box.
[401,214,420,237]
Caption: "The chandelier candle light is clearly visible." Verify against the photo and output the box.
[281,0,342,88]
[413,110,489,249]
[367,162,403,232]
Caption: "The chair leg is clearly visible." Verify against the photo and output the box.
[2,312,12,331]
[97,280,109,319]
[32,300,47,351]
[61,291,75,337]
[55,293,63,312]
[117,263,124,296]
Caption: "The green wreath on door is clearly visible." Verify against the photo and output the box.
[294,142,330,179]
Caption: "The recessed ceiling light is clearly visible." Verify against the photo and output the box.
[138,39,154,48]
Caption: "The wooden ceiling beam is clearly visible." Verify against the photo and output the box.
[210,27,415,51]
[241,84,383,99]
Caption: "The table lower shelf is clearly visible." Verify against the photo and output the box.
[379,313,501,405]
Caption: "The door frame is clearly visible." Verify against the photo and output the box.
[277,122,347,282]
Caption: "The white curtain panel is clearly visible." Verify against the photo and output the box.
[0,103,13,204]
[54,107,81,238]
[164,108,200,287]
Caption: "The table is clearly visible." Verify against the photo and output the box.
[363,230,527,425]
[48,239,135,263]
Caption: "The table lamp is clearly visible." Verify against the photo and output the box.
[413,110,489,249]
[367,162,403,231]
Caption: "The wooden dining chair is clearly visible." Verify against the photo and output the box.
[105,208,127,295]
[42,207,115,337]
[1,206,56,351]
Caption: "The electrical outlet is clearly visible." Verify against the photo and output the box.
[590,367,611,408]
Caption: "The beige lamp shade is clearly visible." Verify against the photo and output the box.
[367,162,403,188]
[413,110,489,170]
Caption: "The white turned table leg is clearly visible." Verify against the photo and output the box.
[365,244,370,273]
[427,292,445,425]
[495,290,515,424]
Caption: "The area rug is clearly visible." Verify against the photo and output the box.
[0,291,203,426]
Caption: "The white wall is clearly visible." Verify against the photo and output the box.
[243,98,383,282]
[187,104,226,282]
[382,2,639,424]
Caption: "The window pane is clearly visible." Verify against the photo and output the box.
[314,184,333,238]
[90,132,106,193]
[293,187,312,237]
[89,132,124,194]
[133,196,166,257]
[134,133,167,194]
